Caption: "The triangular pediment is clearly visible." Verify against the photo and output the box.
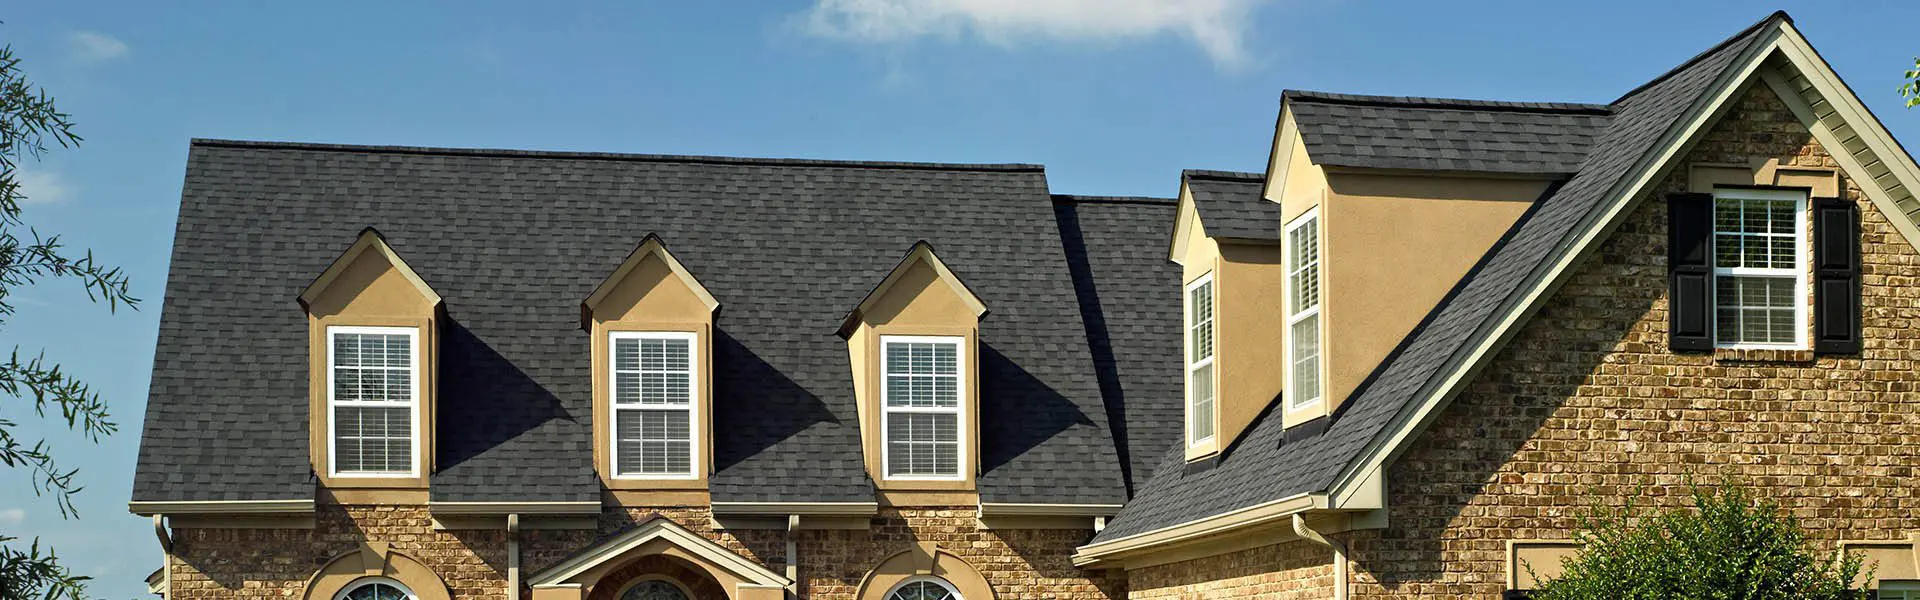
[837,241,988,337]
[526,517,789,590]
[297,228,441,312]
[581,234,719,328]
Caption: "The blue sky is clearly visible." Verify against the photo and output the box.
[1,1,1916,597]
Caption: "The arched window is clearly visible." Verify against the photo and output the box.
[619,579,691,600]
[887,577,961,600]
[335,578,415,600]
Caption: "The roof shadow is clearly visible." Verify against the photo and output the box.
[979,341,1095,474]
[711,328,838,472]
[435,319,572,471]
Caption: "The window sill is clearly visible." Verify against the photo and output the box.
[1712,347,1814,363]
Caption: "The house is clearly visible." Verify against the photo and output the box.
[132,11,1920,600]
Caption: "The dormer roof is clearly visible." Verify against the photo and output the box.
[836,241,988,337]
[580,233,719,328]
[296,227,442,312]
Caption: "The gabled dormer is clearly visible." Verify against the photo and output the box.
[1168,171,1286,462]
[839,242,987,497]
[300,228,442,492]
[582,235,719,495]
[1258,94,1577,428]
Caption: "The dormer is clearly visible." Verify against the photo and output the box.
[1262,93,1583,427]
[299,228,443,491]
[839,242,988,497]
[1168,171,1287,462]
[582,235,720,494]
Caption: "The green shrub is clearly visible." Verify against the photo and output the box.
[1530,483,1869,600]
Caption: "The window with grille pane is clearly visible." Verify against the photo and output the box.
[611,332,697,477]
[882,336,963,479]
[1287,211,1322,409]
[329,327,417,476]
[1711,189,1806,348]
[1186,275,1216,445]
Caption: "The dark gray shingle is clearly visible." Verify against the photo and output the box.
[133,143,1130,505]
[1183,170,1278,243]
[1288,91,1613,175]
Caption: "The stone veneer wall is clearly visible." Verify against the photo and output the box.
[1345,83,1920,597]
[1123,539,1334,600]
[164,504,1120,600]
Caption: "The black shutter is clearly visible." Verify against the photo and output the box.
[1814,196,1862,354]
[1502,591,1536,600]
[1668,192,1715,352]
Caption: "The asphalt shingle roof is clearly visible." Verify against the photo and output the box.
[1053,195,1185,493]
[133,143,1135,505]
[1094,13,1779,543]
[1182,170,1277,243]
[1287,90,1614,175]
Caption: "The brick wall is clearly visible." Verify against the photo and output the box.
[1124,539,1334,600]
[1348,83,1920,597]
[165,504,1119,599]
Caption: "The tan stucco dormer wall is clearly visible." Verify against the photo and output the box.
[1316,172,1544,416]
[1261,107,1546,427]
[1171,184,1287,462]
[847,255,983,499]
[305,235,440,491]
[586,244,717,493]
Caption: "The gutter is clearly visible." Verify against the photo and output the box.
[507,514,521,600]
[709,501,878,517]
[1071,492,1327,566]
[152,515,173,599]
[129,499,314,516]
[428,501,601,516]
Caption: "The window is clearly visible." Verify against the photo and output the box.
[888,577,961,600]
[1712,188,1807,348]
[881,335,965,479]
[1286,210,1322,409]
[1883,581,1920,600]
[328,326,419,477]
[610,331,698,478]
[1185,274,1216,445]
[335,578,415,600]
[620,579,692,600]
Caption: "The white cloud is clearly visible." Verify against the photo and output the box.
[68,31,129,64]
[15,169,72,206]
[0,508,23,526]
[799,0,1268,68]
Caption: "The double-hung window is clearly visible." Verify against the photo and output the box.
[881,335,964,480]
[329,326,420,477]
[1286,210,1322,409]
[1881,582,1920,600]
[1712,189,1807,348]
[610,331,698,478]
[1185,274,1216,445]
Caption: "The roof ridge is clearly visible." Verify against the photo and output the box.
[1612,10,1791,104]
[1182,169,1264,181]
[188,138,1047,173]
[1281,90,1612,115]
[1051,194,1178,205]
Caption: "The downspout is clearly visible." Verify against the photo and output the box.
[152,515,173,599]
[507,514,521,600]
[785,514,800,594]
[1292,514,1348,600]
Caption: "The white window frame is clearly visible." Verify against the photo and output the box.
[326,325,422,479]
[608,330,700,480]
[334,577,418,600]
[886,576,963,600]
[1184,272,1217,447]
[1710,188,1809,350]
[1284,208,1323,413]
[879,334,968,481]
